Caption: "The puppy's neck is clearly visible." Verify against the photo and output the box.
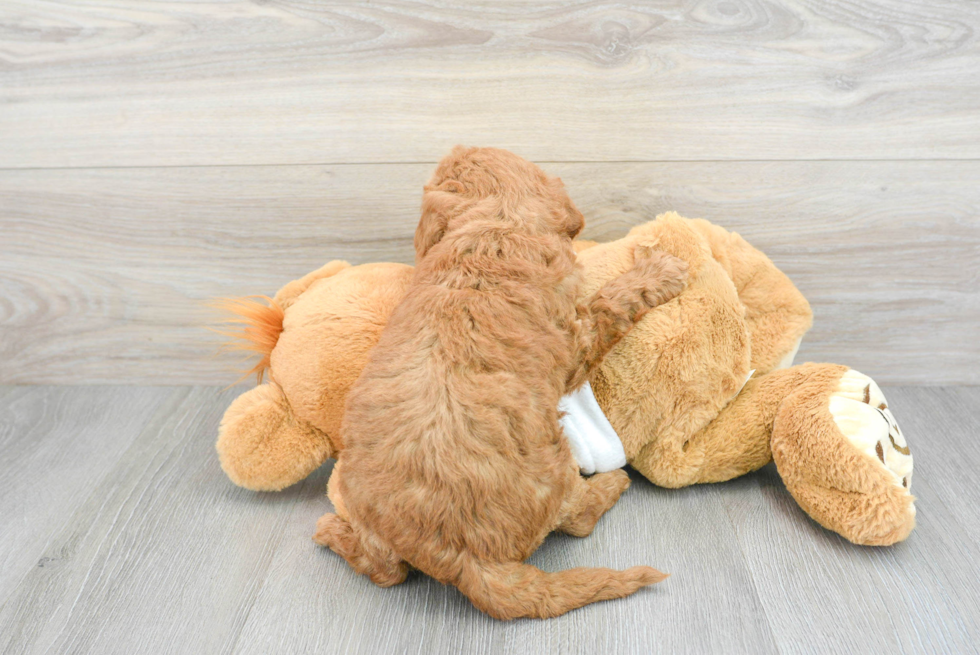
[418,222,575,289]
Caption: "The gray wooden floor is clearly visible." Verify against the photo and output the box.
[0,384,977,654]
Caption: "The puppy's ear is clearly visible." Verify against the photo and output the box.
[551,178,585,239]
[563,196,585,239]
[415,188,461,263]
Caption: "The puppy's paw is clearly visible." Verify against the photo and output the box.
[313,512,348,548]
[631,247,688,308]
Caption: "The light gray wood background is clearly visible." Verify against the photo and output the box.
[0,385,978,654]
[1,0,978,385]
[1,2,979,653]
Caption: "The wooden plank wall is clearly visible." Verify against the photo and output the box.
[1,0,978,385]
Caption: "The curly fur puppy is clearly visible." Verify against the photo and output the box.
[315,146,688,619]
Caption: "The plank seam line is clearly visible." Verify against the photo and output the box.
[1,158,980,172]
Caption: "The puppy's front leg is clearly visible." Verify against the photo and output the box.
[566,248,687,391]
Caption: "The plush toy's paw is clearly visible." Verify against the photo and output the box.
[829,370,914,493]
[772,367,915,546]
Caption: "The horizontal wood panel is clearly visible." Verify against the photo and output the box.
[1,161,976,385]
[1,0,979,167]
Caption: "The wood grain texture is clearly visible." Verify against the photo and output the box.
[0,385,977,654]
[720,386,980,654]
[1,0,979,167]
[233,469,780,655]
[2,161,977,385]
[0,386,323,655]
[890,387,980,545]
[0,386,173,599]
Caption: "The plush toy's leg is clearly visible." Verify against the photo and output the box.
[557,469,632,538]
[771,369,916,546]
[631,364,841,487]
[313,512,408,587]
[217,382,336,491]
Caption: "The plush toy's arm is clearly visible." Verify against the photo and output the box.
[689,219,812,374]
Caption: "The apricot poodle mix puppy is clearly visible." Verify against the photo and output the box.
[314,146,687,619]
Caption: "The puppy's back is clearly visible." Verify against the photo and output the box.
[339,280,574,568]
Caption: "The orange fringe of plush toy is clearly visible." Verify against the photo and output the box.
[209,296,284,383]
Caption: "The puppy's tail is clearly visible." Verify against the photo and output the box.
[457,556,667,620]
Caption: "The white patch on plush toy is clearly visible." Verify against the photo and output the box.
[736,369,756,397]
[719,369,757,410]
[559,382,627,475]
[829,370,914,498]
[776,337,803,369]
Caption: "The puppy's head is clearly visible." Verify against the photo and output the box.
[415,146,584,262]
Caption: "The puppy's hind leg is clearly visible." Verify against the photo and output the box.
[558,469,632,538]
[313,513,408,587]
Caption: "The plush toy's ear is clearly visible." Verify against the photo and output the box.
[415,187,463,263]
[217,383,335,491]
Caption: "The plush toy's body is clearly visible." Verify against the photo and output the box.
[217,260,412,488]
[218,212,915,546]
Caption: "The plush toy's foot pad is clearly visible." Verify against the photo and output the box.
[771,366,916,546]
[829,370,914,497]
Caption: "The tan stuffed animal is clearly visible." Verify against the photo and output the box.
[217,212,915,546]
